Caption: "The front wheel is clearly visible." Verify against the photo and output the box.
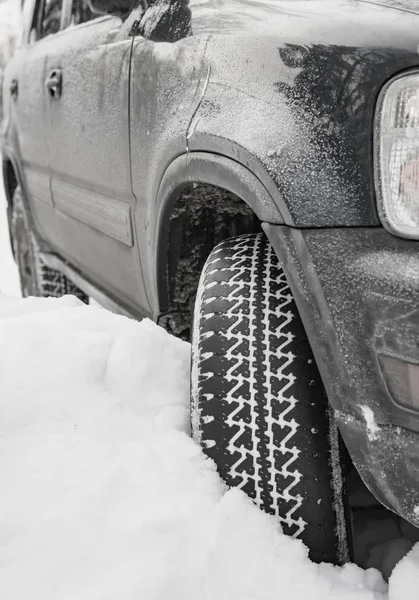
[191,233,350,564]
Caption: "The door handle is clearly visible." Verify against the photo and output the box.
[45,69,62,99]
[9,79,18,100]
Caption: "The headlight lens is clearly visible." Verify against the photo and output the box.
[376,72,419,239]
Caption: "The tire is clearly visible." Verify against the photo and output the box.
[191,233,350,564]
[11,186,88,303]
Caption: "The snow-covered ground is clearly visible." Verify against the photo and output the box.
[0,183,419,599]
[0,294,407,600]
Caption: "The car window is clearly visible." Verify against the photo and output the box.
[39,0,63,38]
[71,0,96,25]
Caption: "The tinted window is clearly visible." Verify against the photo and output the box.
[39,0,63,38]
[139,0,191,42]
[71,0,96,25]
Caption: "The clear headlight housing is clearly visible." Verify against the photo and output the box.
[375,72,419,239]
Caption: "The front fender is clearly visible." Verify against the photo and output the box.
[151,151,283,313]
[187,35,419,227]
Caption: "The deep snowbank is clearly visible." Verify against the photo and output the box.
[0,294,418,599]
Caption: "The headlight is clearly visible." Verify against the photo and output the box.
[375,72,419,239]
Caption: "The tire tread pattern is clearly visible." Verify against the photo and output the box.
[192,233,348,564]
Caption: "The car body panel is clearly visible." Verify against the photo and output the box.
[3,0,419,311]
[264,223,419,526]
[130,0,419,525]
[186,0,419,226]
[127,0,417,320]
[42,15,150,314]
[1,29,58,244]
[129,28,210,311]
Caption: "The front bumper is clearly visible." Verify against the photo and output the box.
[264,224,419,525]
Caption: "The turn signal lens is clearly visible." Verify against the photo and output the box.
[379,354,419,412]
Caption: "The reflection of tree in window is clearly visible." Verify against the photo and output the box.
[41,0,62,37]
[72,0,95,26]
[139,0,192,42]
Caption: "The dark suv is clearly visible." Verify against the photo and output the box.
[2,0,419,565]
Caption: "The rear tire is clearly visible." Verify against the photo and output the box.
[191,233,350,564]
[11,186,88,302]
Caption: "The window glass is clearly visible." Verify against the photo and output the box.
[71,0,96,25]
[39,0,63,38]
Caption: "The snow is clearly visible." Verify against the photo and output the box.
[0,289,418,598]
[0,297,375,598]
[388,544,419,599]
[361,406,380,441]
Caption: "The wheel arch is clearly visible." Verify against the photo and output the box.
[2,147,54,256]
[2,156,19,207]
[154,151,284,324]
[185,134,295,222]
[2,150,22,257]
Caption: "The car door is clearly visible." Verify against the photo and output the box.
[2,0,59,248]
[44,1,150,315]
[129,1,209,312]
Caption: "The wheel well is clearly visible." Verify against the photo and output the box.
[160,183,261,340]
[2,159,19,256]
[2,159,18,207]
